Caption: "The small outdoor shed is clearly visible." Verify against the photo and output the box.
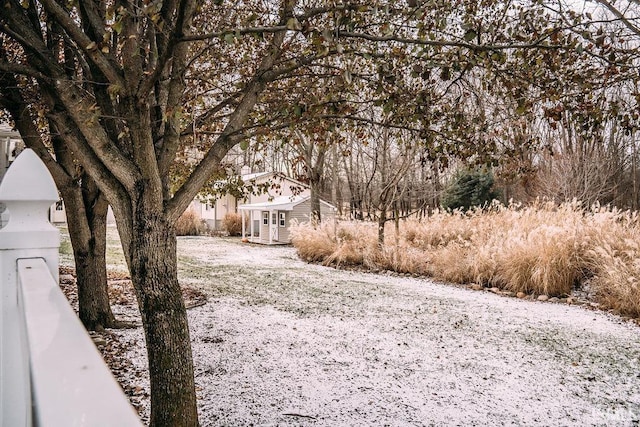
[238,195,336,244]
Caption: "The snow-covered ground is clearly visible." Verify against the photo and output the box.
[112,236,640,426]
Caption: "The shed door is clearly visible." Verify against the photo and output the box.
[271,212,278,241]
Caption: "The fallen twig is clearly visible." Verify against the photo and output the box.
[186,301,208,310]
[283,413,317,420]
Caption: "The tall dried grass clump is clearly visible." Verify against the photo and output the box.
[289,221,337,262]
[400,201,591,295]
[492,225,583,295]
[590,253,640,317]
[479,204,569,293]
[376,244,430,275]
[324,221,379,267]
[222,213,244,236]
[175,209,206,236]
[583,208,640,317]
[291,201,640,317]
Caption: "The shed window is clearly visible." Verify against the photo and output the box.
[55,201,64,211]
[279,212,286,227]
[262,212,269,225]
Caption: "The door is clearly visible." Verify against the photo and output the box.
[271,211,278,241]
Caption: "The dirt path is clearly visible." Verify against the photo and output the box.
[113,236,640,426]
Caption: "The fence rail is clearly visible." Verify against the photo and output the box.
[0,149,141,426]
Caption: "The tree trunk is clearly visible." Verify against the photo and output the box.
[125,210,197,427]
[394,200,400,247]
[632,136,638,210]
[432,160,442,208]
[309,155,325,225]
[62,180,117,331]
[308,154,326,225]
[310,183,322,225]
[72,197,115,330]
[378,208,386,248]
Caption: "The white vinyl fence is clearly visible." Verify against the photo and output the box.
[0,149,141,426]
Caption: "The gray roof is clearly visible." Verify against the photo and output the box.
[238,195,336,211]
[238,195,310,211]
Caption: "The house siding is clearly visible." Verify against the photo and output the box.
[278,211,291,242]
[320,202,336,222]
[288,200,335,226]
[212,194,236,222]
[289,200,312,226]
[245,174,308,205]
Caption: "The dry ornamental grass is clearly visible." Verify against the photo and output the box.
[291,201,640,318]
[175,209,208,236]
[222,213,244,236]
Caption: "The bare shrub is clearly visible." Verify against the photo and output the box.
[536,150,619,206]
[175,209,206,236]
[222,213,244,236]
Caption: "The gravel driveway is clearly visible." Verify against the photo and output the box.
[112,236,640,426]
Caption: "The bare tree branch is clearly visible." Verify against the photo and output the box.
[39,0,126,89]
[167,0,299,221]
[595,0,640,37]
[0,60,47,80]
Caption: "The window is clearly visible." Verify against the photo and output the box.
[55,200,64,211]
[271,212,277,225]
[262,212,268,225]
[279,212,286,227]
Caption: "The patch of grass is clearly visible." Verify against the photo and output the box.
[58,226,74,265]
[291,201,640,317]
[105,226,128,274]
[59,225,128,275]
[58,224,413,319]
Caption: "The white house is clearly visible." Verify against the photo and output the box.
[238,194,336,245]
[189,171,309,231]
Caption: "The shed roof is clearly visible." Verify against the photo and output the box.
[241,171,274,182]
[238,195,309,211]
[205,171,308,192]
[238,195,336,212]
[241,171,309,190]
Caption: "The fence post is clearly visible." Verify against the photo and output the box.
[0,149,60,426]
